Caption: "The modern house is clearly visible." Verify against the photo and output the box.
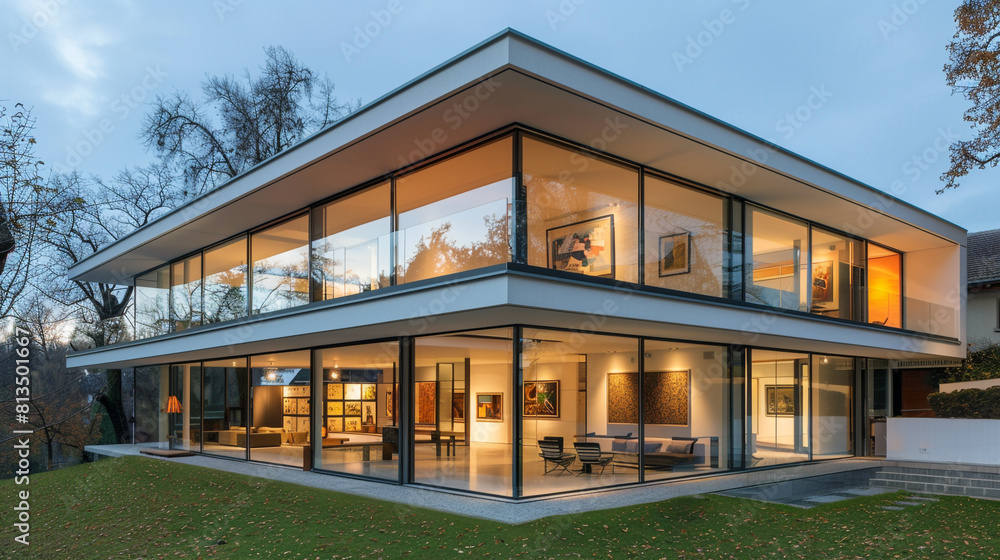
[69,30,966,499]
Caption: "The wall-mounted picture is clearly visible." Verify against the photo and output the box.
[607,372,640,424]
[658,232,691,277]
[282,398,295,415]
[326,401,343,416]
[362,403,376,426]
[283,385,308,397]
[415,381,437,425]
[386,391,394,418]
[327,383,343,400]
[546,215,614,278]
[344,417,361,432]
[643,370,690,426]
[344,383,361,400]
[296,417,310,433]
[295,398,308,415]
[452,392,466,421]
[766,385,796,416]
[476,393,503,421]
[283,416,294,433]
[326,417,344,433]
[361,383,377,401]
[344,401,362,416]
[523,380,559,418]
[811,260,837,311]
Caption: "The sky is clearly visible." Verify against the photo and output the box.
[2,0,995,234]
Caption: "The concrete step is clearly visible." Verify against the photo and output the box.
[879,466,1000,482]
[870,477,1000,499]
[876,471,1000,490]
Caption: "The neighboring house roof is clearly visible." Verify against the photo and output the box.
[969,228,1000,287]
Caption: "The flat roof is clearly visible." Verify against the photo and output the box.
[68,29,966,283]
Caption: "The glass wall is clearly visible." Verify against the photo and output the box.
[169,362,203,452]
[251,215,309,314]
[643,175,726,297]
[249,350,311,467]
[810,228,864,320]
[311,183,391,301]
[524,137,639,283]
[396,137,513,284]
[745,208,808,311]
[315,341,399,480]
[204,236,249,323]
[811,355,854,459]
[868,244,902,328]
[201,358,249,460]
[642,340,729,481]
[135,365,168,445]
[521,329,640,496]
[748,350,809,467]
[135,267,170,339]
[170,255,202,332]
[413,328,513,495]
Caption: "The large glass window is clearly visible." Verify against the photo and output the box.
[524,137,639,283]
[643,175,725,296]
[811,355,854,459]
[170,255,202,332]
[204,237,248,323]
[315,341,398,480]
[249,350,311,468]
[810,228,864,321]
[311,183,392,301]
[169,362,202,452]
[201,358,249,460]
[748,350,810,468]
[251,215,309,314]
[745,208,808,311]
[413,328,513,496]
[135,365,168,445]
[868,244,902,328]
[135,266,170,339]
[521,329,639,497]
[396,137,513,284]
[642,340,729,481]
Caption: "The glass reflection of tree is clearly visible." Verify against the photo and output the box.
[252,256,309,314]
[401,213,508,282]
[204,268,247,323]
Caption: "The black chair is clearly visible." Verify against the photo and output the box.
[538,438,575,474]
[573,442,614,475]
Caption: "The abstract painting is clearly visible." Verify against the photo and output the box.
[522,381,559,418]
[476,393,502,421]
[643,370,689,426]
[546,215,614,278]
[766,385,796,416]
[658,232,690,277]
[607,372,640,424]
[416,381,437,425]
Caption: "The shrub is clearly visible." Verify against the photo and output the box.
[934,342,1000,385]
[928,386,1000,419]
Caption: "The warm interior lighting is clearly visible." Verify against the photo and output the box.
[264,361,278,382]
[165,395,183,414]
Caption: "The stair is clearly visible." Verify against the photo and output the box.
[870,465,1000,499]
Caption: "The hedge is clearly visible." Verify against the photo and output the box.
[928,386,1000,419]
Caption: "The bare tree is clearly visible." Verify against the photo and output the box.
[142,45,359,195]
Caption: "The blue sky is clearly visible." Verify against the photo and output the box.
[3,0,994,233]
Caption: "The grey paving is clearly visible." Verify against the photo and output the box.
[86,444,881,524]
[802,495,848,503]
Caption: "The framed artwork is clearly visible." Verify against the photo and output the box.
[327,383,343,400]
[452,392,466,421]
[326,417,343,433]
[283,417,294,432]
[344,417,361,432]
[386,391,394,417]
[522,380,559,418]
[658,232,691,277]
[643,371,690,426]
[344,383,361,400]
[282,398,295,415]
[326,401,343,416]
[344,401,362,416]
[283,385,308,397]
[415,381,437,425]
[297,398,310,415]
[362,403,376,426]
[811,260,837,311]
[297,417,310,433]
[361,383,377,401]
[766,385,796,416]
[546,215,614,278]
[607,372,640,424]
[476,393,502,421]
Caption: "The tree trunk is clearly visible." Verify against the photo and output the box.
[98,368,129,443]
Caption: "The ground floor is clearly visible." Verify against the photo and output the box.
[130,323,893,499]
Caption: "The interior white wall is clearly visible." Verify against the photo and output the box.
[468,363,512,444]
[904,244,961,338]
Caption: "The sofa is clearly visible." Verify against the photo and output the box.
[216,430,282,448]
[609,437,699,470]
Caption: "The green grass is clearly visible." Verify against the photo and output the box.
[2,456,1000,559]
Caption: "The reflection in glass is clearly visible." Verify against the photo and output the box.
[311,183,391,300]
[414,328,512,495]
[204,237,248,323]
[251,215,309,314]
[810,228,864,320]
[748,350,809,468]
[811,355,853,459]
[745,208,808,311]
[868,244,902,328]
[396,137,513,284]
[135,266,170,339]
[250,350,311,468]
[201,358,248,460]
[169,362,202,452]
[171,255,202,332]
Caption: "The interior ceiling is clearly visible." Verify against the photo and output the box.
[78,68,956,283]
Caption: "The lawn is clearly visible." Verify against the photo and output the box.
[2,456,999,559]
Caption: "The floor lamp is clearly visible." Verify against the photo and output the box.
[165,395,182,449]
